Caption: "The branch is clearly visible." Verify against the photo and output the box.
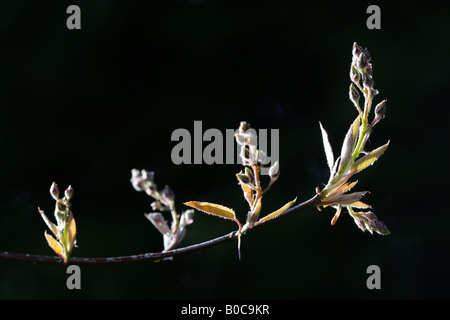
[0,194,320,266]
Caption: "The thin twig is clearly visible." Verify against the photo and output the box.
[0,194,320,266]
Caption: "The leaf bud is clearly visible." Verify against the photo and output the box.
[357,53,368,70]
[374,99,387,119]
[245,167,254,181]
[349,83,360,106]
[236,172,251,185]
[56,200,66,212]
[352,42,363,57]
[64,185,74,201]
[363,75,374,90]
[350,65,361,84]
[363,48,371,63]
[268,160,280,180]
[50,182,60,200]
[239,121,250,133]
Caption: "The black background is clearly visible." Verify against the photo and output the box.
[0,0,449,300]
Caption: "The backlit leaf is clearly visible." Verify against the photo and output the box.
[184,201,242,257]
[351,141,389,173]
[44,231,66,262]
[240,182,254,207]
[350,201,371,209]
[38,207,59,239]
[350,115,361,150]
[319,122,334,173]
[338,116,361,173]
[184,201,236,220]
[256,197,297,225]
[68,211,77,248]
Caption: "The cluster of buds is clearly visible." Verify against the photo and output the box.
[235,122,283,232]
[38,182,77,263]
[184,122,294,259]
[350,42,387,129]
[316,43,390,235]
[131,169,194,252]
[348,207,389,235]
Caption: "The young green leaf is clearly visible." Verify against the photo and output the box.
[338,116,361,173]
[256,197,297,225]
[338,119,357,173]
[351,140,389,173]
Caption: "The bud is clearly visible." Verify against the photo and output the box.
[357,53,368,70]
[162,185,174,200]
[130,169,155,192]
[56,200,66,212]
[161,185,175,208]
[239,121,250,133]
[268,161,280,180]
[141,170,155,183]
[366,64,373,77]
[245,167,254,181]
[151,201,166,211]
[50,182,60,200]
[256,149,267,165]
[374,100,387,119]
[181,209,194,226]
[363,75,374,90]
[349,83,360,106]
[236,172,251,185]
[363,48,371,63]
[352,42,363,57]
[54,200,67,222]
[350,65,360,84]
[239,145,250,164]
[64,185,74,201]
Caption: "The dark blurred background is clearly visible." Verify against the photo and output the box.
[0,0,448,299]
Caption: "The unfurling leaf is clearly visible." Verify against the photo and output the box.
[240,182,254,207]
[350,115,361,150]
[351,141,389,173]
[338,116,360,173]
[145,212,172,237]
[38,207,59,239]
[44,231,65,261]
[319,122,334,173]
[349,209,390,235]
[256,197,297,225]
[246,196,262,226]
